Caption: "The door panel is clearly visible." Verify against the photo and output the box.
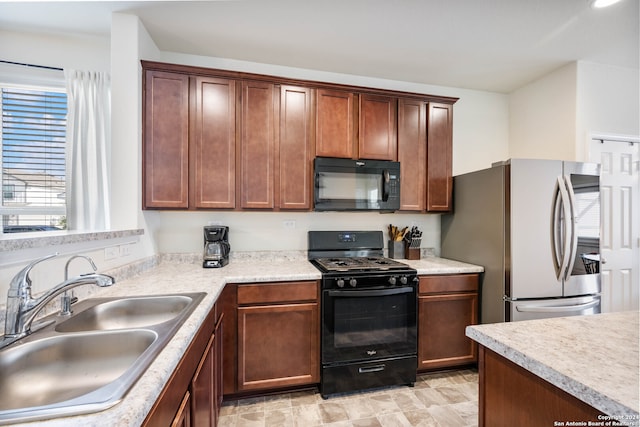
[590,138,639,312]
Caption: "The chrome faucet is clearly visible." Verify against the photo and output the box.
[60,255,97,315]
[2,254,115,347]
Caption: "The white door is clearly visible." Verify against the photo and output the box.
[590,137,639,312]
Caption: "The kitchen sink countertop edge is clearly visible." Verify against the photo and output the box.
[9,255,482,426]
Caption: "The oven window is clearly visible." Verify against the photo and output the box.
[334,293,408,347]
[323,287,417,363]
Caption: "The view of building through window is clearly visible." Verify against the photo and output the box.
[1,86,67,233]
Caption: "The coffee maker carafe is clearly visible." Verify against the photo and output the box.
[203,226,230,268]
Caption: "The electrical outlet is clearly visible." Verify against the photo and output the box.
[283,220,296,229]
[207,220,222,226]
[119,243,132,257]
[104,246,119,261]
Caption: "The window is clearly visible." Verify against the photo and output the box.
[1,85,67,233]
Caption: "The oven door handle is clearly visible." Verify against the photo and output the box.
[327,287,414,297]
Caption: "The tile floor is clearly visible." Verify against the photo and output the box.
[218,369,478,427]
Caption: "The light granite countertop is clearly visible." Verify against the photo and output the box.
[7,254,482,426]
[466,311,640,422]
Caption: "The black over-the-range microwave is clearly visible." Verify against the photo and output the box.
[313,157,400,212]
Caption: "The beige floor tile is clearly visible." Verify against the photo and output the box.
[376,412,413,427]
[217,413,237,427]
[391,390,427,412]
[221,370,479,427]
[413,387,449,408]
[264,407,294,426]
[352,416,384,427]
[426,405,468,427]
[365,393,401,415]
[402,409,440,427]
[434,385,471,404]
[291,403,323,426]
[236,411,266,427]
[318,401,350,424]
[342,396,376,420]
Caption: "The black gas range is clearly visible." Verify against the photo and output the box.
[308,231,418,398]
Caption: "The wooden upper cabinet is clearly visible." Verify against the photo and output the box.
[427,102,453,212]
[191,76,236,209]
[143,70,190,209]
[239,80,276,209]
[315,89,355,158]
[359,94,397,161]
[279,85,314,210]
[398,98,426,211]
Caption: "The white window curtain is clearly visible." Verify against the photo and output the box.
[64,69,111,231]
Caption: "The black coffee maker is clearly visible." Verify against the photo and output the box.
[203,226,230,268]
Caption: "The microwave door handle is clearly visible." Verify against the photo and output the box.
[382,170,390,202]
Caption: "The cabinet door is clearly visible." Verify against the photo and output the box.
[239,80,276,209]
[143,70,189,209]
[279,85,313,210]
[213,316,223,426]
[237,303,320,391]
[191,334,214,426]
[316,89,355,158]
[192,76,236,209]
[398,98,426,210]
[359,94,397,160]
[418,292,478,370]
[426,102,453,211]
[170,391,191,427]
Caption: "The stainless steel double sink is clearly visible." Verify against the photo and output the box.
[0,292,206,425]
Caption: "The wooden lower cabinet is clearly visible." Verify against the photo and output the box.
[237,281,320,391]
[478,346,603,427]
[143,305,223,427]
[418,274,479,371]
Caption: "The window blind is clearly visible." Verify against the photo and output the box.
[1,86,67,231]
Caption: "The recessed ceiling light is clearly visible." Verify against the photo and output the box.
[590,0,624,8]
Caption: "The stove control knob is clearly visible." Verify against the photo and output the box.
[349,278,357,287]
[336,278,345,288]
[400,276,408,285]
[388,276,397,286]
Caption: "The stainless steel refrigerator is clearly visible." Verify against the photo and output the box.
[441,159,601,323]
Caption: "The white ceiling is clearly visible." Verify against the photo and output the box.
[0,0,638,93]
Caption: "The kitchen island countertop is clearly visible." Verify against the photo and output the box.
[466,311,640,421]
[8,254,482,426]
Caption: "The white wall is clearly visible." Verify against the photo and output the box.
[576,61,640,160]
[508,61,640,162]
[509,62,578,161]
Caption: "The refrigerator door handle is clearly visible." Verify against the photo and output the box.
[515,299,599,313]
[552,176,572,281]
[563,175,579,282]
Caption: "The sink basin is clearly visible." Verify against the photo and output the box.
[0,330,157,411]
[56,295,194,332]
[0,292,206,425]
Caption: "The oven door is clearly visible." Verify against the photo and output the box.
[322,285,417,364]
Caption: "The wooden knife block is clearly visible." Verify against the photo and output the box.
[405,244,420,260]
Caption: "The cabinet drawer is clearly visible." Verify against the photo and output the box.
[419,274,479,295]
[237,281,318,305]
